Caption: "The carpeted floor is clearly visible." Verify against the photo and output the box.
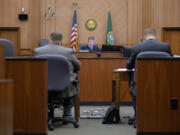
[48,106,136,135]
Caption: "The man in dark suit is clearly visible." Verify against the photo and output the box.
[126,28,172,118]
[80,36,100,52]
[34,32,81,120]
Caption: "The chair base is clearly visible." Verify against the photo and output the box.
[128,116,136,128]
[48,116,79,131]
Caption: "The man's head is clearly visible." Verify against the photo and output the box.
[88,36,94,48]
[143,28,157,40]
[50,32,63,44]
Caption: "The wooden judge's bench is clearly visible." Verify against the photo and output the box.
[75,52,132,103]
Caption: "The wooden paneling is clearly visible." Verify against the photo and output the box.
[142,0,153,32]
[55,0,128,45]
[151,0,180,40]
[1,0,180,52]
[0,27,20,56]
[128,0,142,44]
[0,44,5,78]
[29,0,41,50]
[41,0,143,46]
[78,57,132,102]
[0,80,13,135]
[137,59,180,133]
[6,59,47,134]
[0,0,41,54]
[162,28,180,55]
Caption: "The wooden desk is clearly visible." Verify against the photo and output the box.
[0,44,5,78]
[78,57,132,102]
[75,52,123,58]
[0,79,13,135]
[136,58,180,135]
[113,69,133,122]
[76,52,132,103]
[6,58,48,135]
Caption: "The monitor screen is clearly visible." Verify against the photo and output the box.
[101,45,123,52]
[40,39,49,46]
[121,46,132,57]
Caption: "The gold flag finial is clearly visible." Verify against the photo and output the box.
[72,2,78,10]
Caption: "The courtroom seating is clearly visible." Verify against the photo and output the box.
[136,53,180,135]
[128,51,171,128]
[137,51,171,58]
[0,39,14,57]
[36,54,79,131]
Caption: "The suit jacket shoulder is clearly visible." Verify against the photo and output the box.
[126,39,172,69]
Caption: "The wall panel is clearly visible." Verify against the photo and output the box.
[41,0,143,46]
[152,0,180,40]
[0,0,180,52]
[128,0,142,44]
[0,0,41,55]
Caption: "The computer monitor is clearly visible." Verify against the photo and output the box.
[40,39,49,46]
[121,46,132,57]
[101,45,123,52]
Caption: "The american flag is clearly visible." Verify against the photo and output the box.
[71,10,78,51]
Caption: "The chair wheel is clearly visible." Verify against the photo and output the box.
[128,119,133,125]
[48,118,54,131]
[48,124,54,131]
[133,120,136,128]
[73,123,79,128]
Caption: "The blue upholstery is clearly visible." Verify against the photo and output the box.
[137,51,171,58]
[36,54,70,91]
[0,39,14,57]
[35,54,79,130]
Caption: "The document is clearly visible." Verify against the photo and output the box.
[114,68,134,72]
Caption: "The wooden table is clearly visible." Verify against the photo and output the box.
[113,68,134,122]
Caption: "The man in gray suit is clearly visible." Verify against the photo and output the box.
[126,28,172,118]
[34,32,81,119]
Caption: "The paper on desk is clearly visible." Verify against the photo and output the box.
[173,55,180,57]
[114,68,134,72]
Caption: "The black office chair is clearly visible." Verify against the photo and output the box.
[0,39,14,57]
[128,51,171,128]
[36,54,79,130]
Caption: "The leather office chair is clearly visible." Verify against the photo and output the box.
[0,39,14,57]
[36,54,79,130]
[128,51,171,128]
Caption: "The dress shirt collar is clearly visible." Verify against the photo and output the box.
[146,36,155,40]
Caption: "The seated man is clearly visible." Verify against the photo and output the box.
[126,28,172,122]
[34,32,81,120]
[80,36,100,52]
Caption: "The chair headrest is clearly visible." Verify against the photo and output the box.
[137,51,171,59]
[0,38,14,57]
[36,54,71,91]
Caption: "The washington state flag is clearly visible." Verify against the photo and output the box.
[106,10,114,45]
